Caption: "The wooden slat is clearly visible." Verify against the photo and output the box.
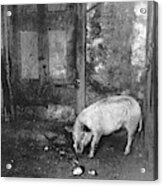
[76,4,86,114]
[37,5,49,84]
[145,1,158,179]
[3,5,15,120]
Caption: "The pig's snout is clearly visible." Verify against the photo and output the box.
[73,142,84,154]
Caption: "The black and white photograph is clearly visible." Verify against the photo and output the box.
[1,1,158,181]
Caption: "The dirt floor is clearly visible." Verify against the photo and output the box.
[1,119,154,180]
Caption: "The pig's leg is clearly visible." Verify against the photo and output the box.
[124,119,139,155]
[124,131,134,155]
[88,133,101,158]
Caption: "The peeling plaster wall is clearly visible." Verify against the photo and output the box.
[86,2,148,105]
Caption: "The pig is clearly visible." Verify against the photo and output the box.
[72,95,142,158]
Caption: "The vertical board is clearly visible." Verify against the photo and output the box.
[48,30,67,81]
[145,1,158,179]
[2,5,15,120]
[20,31,39,79]
[76,4,86,114]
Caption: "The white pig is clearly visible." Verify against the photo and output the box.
[72,95,142,158]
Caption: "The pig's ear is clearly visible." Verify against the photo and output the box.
[64,126,73,133]
[83,125,91,132]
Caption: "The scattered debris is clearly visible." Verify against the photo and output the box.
[44,131,57,140]
[6,163,12,170]
[72,165,85,176]
[88,169,98,176]
[59,150,66,156]
[140,167,146,173]
[44,146,49,151]
[11,159,14,163]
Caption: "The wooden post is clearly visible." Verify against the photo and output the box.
[37,5,49,85]
[145,1,158,179]
[3,5,15,120]
[37,5,49,100]
[76,3,86,114]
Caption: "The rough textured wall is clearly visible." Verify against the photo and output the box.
[130,2,147,101]
[86,2,147,105]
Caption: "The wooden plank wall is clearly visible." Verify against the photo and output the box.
[1,5,15,120]
[2,4,86,115]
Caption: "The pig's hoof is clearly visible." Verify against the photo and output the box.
[88,153,94,159]
[124,149,130,156]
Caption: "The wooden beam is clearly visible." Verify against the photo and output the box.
[37,5,49,84]
[3,5,15,120]
[76,3,86,114]
[145,1,158,179]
